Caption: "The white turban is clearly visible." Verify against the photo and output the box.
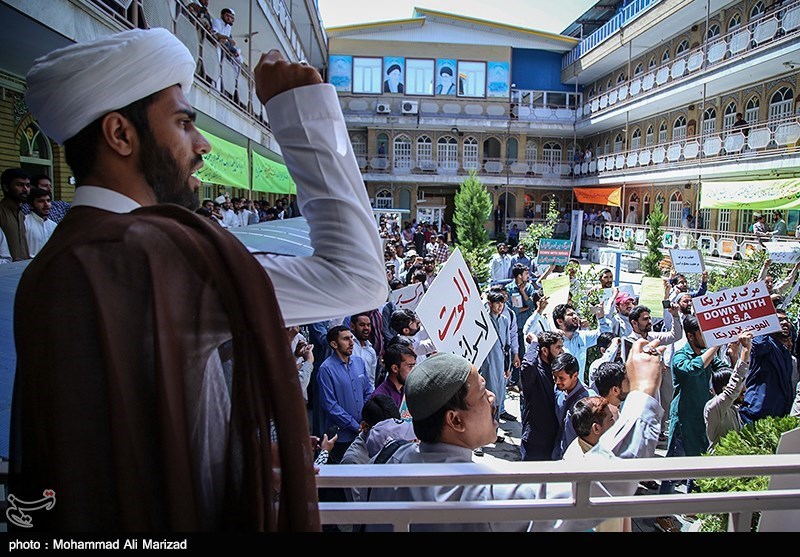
[25,28,196,144]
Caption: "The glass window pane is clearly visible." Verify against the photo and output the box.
[406,59,434,95]
[457,61,486,98]
[353,57,382,94]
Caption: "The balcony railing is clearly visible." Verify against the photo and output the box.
[582,0,800,119]
[579,114,800,178]
[267,0,307,62]
[316,454,800,531]
[359,155,572,179]
[563,0,663,68]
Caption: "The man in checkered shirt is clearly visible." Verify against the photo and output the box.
[432,233,450,266]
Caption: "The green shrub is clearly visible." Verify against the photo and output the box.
[695,415,800,532]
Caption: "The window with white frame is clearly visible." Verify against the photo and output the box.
[646,125,654,146]
[634,63,643,76]
[603,138,610,155]
[668,191,683,228]
[375,188,392,209]
[750,1,766,23]
[745,96,760,124]
[352,57,382,94]
[463,136,479,171]
[617,73,626,84]
[405,59,434,96]
[631,128,642,150]
[698,208,710,229]
[526,140,538,171]
[707,23,721,39]
[437,136,459,170]
[718,208,730,231]
[676,39,690,56]
[614,133,623,153]
[661,49,671,64]
[702,108,717,135]
[542,142,561,174]
[673,116,687,142]
[659,121,668,143]
[738,209,754,233]
[642,193,651,221]
[723,102,737,131]
[457,61,486,98]
[648,57,657,70]
[768,87,794,122]
[417,135,433,168]
[393,135,412,170]
[351,134,366,165]
[728,13,741,31]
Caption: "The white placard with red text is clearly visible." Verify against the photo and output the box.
[389,282,426,311]
[416,247,498,369]
[692,281,782,347]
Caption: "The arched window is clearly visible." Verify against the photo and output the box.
[658,121,668,144]
[463,136,479,171]
[702,107,717,135]
[661,49,671,64]
[633,63,643,76]
[648,57,657,70]
[437,136,459,170]
[706,24,720,39]
[668,191,684,227]
[482,137,502,160]
[642,193,651,221]
[728,13,741,31]
[723,102,738,131]
[507,138,519,163]
[393,134,412,170]
[768,87,794,122]
[525,140,538,167]
[745,95,760,124]
[603,138,610,155]
[750,1,766,22]
[631,128,642,150]
[645,125,654,146]
[416,135,433,168]
[398,188,412,209]
[19,122,53,178]
[673,116,687,141]
[542,141,562,174]
[606,79,613,91]
[377,133,389,156]
[676,39,690,56]
[614,133,624,153]
[375,188,392,209]
[616,73,626,84]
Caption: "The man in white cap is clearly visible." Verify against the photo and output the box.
[366,339,666,532]
[12,28,386,532]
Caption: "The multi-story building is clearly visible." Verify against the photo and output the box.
[0,0,328,204]
[327,1,800,261]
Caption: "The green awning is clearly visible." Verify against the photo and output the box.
[700,178,800,210]
[252,151,296,195]
[196,128,249,189]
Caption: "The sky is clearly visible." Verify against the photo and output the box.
[316,0,597,35]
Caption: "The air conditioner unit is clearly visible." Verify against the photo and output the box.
[401,100,419,115]
[376,102,391,114]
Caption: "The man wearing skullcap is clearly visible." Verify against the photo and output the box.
[11,28,386,532]
[366,340,665,532]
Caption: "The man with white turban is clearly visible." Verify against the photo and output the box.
[11,28,386,532]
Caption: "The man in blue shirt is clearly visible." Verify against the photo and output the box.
[740,309,795,424]
[553,303,600,384]
[317,325,374,463]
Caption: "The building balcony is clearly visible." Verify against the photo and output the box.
[579,114,800,182]
[579,0,800,127]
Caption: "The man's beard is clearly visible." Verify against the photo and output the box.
[561,321,578,333]
[139,127,201,210]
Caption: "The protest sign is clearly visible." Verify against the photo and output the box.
[692,281,782,348]
[415,247,497,368]
[669,249,706,274]
[639,277,667,318]
[541,274,570,309]
[389,282,425,311]
[538,239,573,266]
[764,242,800,264]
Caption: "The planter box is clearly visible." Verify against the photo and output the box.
[621,256,640,272]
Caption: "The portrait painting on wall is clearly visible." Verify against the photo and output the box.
[487,61,510,98]
[329,55,352,92]
[383,56,405,93]
[435,59,457,96]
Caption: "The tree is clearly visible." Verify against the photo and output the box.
[453,171,493,286]
[519,197,559,257]
[640,202,666,278]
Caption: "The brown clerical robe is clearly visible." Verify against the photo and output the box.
[10,204,320,531]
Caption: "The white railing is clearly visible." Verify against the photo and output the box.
[578,114,800,178]
[363,155,572,178]
[581,0,800,119]
[316,454,800,531]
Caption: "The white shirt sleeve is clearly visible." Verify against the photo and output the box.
[253,84,388,326]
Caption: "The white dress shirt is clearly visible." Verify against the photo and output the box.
[25,212,57,257]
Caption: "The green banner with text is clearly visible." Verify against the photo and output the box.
[252,151,296,194]
[196,128,249,190]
